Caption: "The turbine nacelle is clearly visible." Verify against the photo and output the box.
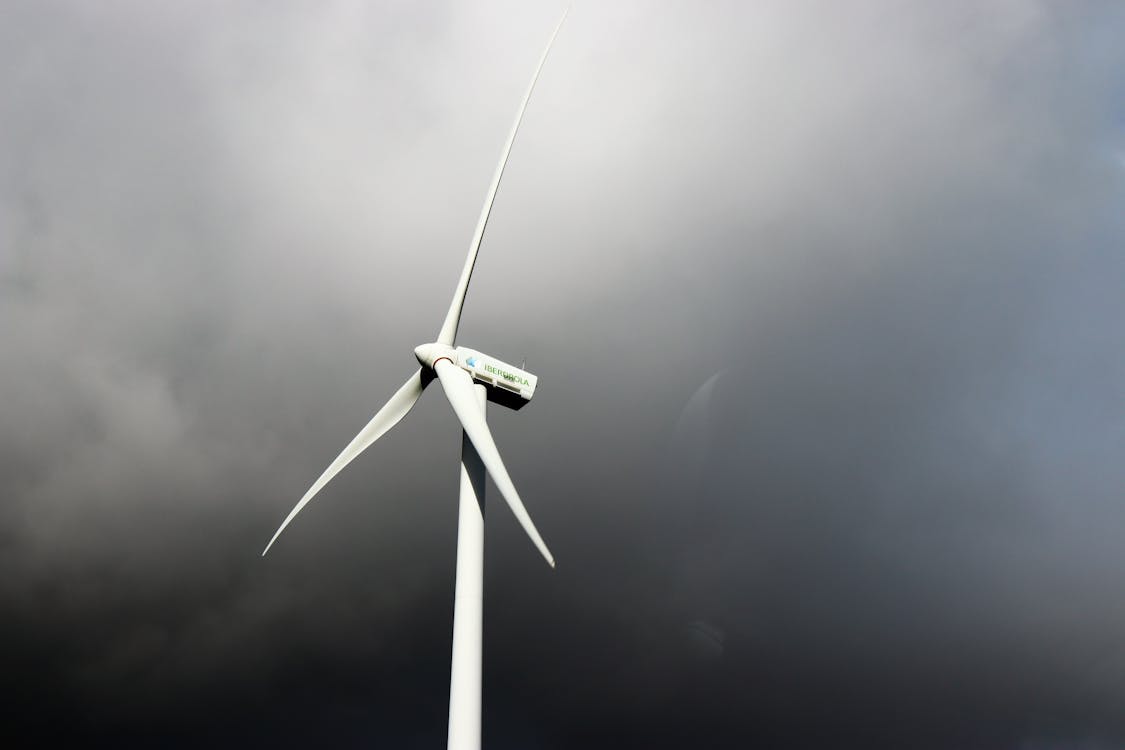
[416,343,538,410]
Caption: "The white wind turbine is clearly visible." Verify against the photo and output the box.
[262,9,569,750]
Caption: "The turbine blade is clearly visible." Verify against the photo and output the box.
[262,369,430,556]
[436,7,570,347]
[434,360,555,568]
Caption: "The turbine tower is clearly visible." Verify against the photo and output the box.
[262,9,569,749]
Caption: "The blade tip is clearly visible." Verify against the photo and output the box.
[261,533,281,557]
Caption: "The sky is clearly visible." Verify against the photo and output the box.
[2,1,1124,747]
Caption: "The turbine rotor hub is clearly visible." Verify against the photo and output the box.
[414,342,457,370]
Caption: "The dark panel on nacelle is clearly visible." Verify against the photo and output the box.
[484,382,531,411]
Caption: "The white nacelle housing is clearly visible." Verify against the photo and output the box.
[455,347,538,404]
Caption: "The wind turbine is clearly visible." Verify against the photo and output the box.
[262,9,569,750]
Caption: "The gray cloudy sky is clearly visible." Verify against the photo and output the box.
[2,1,1124,747]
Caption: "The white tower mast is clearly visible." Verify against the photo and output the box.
[448,383,487,750]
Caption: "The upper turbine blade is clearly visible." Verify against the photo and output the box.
[435,7,570,347]
[434,360,555,568]
[262,369,430,556]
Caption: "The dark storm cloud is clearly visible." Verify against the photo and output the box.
[2,1,1123,747]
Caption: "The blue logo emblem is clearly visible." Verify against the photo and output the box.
[466,357,478,367]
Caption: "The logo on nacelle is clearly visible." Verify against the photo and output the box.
[466,357,478,367]
[484,364,530,386]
